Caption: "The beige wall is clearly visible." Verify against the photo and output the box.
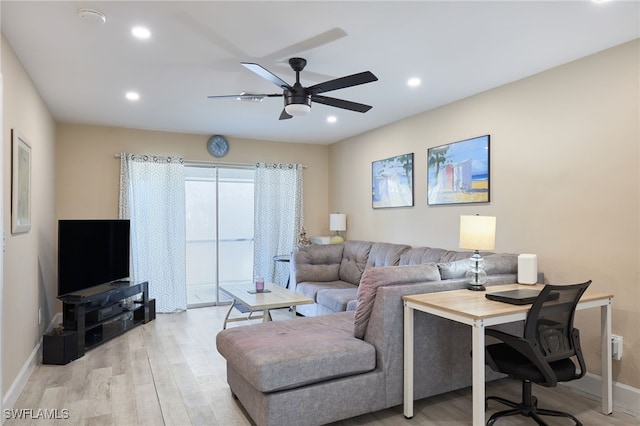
[329,40,640,388]
[55,125,329,235]
[2,36,57,397]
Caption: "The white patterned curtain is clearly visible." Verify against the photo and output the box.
[253,162,304,286]
[119,153,187,313]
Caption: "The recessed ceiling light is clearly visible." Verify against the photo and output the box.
[132,26,151,39]
[125,92,140,101]
[407,78,421,87]
[327,116,337,123]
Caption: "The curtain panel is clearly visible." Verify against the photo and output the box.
[253,162,304,286]
[119,153,187,312]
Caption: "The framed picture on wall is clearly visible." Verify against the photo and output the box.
[372,153,414,208]
[11,129,32,233]
[427,135,490,205]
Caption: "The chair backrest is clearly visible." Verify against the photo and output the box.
[524,281,591,363]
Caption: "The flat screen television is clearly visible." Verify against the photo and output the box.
[58,219,130,297]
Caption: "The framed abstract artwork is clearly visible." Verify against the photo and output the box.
[372,153,414,208]
[427,135,490,205]
[12,129,32,233]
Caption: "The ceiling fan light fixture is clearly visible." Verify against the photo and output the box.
[285,103,311,116]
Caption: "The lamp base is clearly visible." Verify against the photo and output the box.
[330,235,344,244]
[467,283,486,291]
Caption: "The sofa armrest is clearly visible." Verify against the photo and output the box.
[290,244,345,292]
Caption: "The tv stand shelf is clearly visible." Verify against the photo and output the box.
[43,281,155,364]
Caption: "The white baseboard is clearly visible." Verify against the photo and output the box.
[563,372,640,419]
[2,312,62,420]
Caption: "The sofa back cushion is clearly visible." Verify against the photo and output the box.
[354,263,441,338]
[399,247,448,265]
[366,243,411,268]
[339,240,373,285]
[438,253,518,280]
[292,244,344,283]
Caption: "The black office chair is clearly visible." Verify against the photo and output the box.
[484,281,592,426]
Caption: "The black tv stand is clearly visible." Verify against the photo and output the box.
[43,281,155,364]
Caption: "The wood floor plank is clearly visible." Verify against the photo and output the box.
[5,306,639,426]
[133,383,164,426]
[110,374,138,426]
[146,353,191,426]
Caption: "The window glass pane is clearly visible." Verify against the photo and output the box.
[185,166,254,307]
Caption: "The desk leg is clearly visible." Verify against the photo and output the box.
[601,299,613,414]
[472,321,485,426]
[403,302,414,418]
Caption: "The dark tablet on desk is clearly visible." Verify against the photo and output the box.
[485,289,559,305]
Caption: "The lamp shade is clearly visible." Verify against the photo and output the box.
[329,214,346,231]
[459,215,496,251]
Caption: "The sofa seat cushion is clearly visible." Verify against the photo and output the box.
[317,287,359,313]
[296,280,356,302]
[216,312,375,393]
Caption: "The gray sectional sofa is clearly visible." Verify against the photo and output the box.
[216,240,532,426]
[290,240,517,317]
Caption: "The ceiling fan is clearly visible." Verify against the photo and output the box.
[208,57,378,120]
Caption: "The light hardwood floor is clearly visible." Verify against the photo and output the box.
[7,306,639,426]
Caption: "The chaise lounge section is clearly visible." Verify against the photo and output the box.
[216,241,529,425]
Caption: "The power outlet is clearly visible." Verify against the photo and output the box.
[611,335,623,360]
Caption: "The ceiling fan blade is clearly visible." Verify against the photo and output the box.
[242,63,293,91]
[207,93,282,99]
[308,71,378,95]
[262,28,348,62]
[311,95,372,113]
[279,109,293,120]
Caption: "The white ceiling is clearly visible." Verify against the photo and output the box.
[2,1,638,145]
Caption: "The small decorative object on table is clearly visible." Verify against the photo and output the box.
[517,254,538,284]
[297,226,311,246]
[255,276,264,292]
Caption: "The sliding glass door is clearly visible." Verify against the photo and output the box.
[185,166,254,307]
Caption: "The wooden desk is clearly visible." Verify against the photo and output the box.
[403,283,613,426]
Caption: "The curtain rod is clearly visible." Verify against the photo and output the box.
[114,154,306,169]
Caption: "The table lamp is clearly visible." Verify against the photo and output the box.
[329,213,346,244]
[459,214,496,291]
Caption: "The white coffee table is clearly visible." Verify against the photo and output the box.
[219,282,313,329]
